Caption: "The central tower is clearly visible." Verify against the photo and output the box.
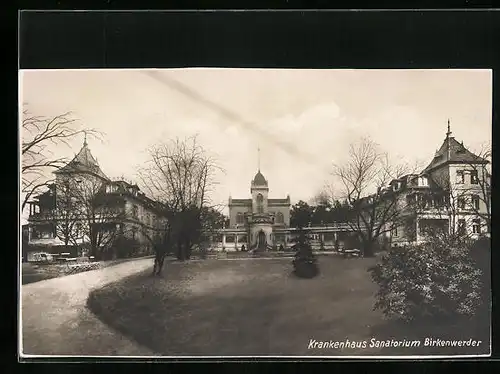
[251,170,269,213]
[249,169,273,250]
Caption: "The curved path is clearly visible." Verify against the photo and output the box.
[20,257,157,357]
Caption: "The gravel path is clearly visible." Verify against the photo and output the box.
[20,257,157,357]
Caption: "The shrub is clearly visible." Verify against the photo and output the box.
[292,231,319,279]
[369,234,483,322]
[111,236,142,259]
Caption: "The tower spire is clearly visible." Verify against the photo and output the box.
[446,119,452,138]
[257,146,261,172]
[446,119,452,160]
[83,131,88,147]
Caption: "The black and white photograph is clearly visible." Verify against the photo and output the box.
[19,68,491,359]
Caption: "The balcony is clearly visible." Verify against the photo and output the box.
[415,204,448,214]
[28,211,54,222]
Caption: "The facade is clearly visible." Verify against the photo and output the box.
[226,170,291,251]
[25,138,167,259]
[218,124,490,253]
[377,123,491,247]
[221,170,355,251]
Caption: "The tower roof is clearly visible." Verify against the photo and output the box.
[252,170,268,186]
[54,138,108,179]
[423,122,488,173]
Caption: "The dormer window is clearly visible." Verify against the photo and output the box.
[106,184,118,194]
[418,176,428,187]
[393,181,402,191]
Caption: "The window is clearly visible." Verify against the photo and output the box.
[406,194,417,205]
[458,219,466,236]
[392,226,398,237]
[276,212,284,224]
[256,194,264,213]
[75,222,82,236]
[106,184,117,194]
[132,204,139,218]
[456,170,465,184]
[419,195,432,209]
[236,212,244,224]
[392,182,401,191]
[471,170,479,184]
[418,176,428,187]
[471,194,480,210]
[472,219,481,234]
[132,226,138,240]
[457,197,466,210]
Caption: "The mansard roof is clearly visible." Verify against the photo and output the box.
[54,140,108,180]
[423,135,488,173]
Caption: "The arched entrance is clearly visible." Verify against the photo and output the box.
[257,230,266,250]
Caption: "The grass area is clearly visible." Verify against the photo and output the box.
[87,256,490,357]
[21,255,154,285]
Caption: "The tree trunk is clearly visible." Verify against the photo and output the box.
[185,237,192,259]
[362,239,375,257]
[176,237,185,261]
[64,239,69,256]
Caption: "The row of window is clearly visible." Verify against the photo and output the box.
[130,204,163,228]
[456,170,479,185]
[458,219,483,234]
[407,193,481,211]
[407,194,447,208]
[457,195,481,210]
[235,211,285,224]
[391,218,483,237]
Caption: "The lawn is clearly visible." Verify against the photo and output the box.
[87,255,490,357]
[21,256,154,285]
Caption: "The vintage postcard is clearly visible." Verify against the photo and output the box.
[19,68,492,359]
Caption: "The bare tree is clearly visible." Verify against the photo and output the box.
[311,190,332,207]
[464,144,491,233]
[138,135,222,275]
[52,179,83,253]
[21,107,101,211]
[331,137,416,257]
[63,175,128,259]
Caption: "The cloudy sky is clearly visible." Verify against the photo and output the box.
[20,69,491,218]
